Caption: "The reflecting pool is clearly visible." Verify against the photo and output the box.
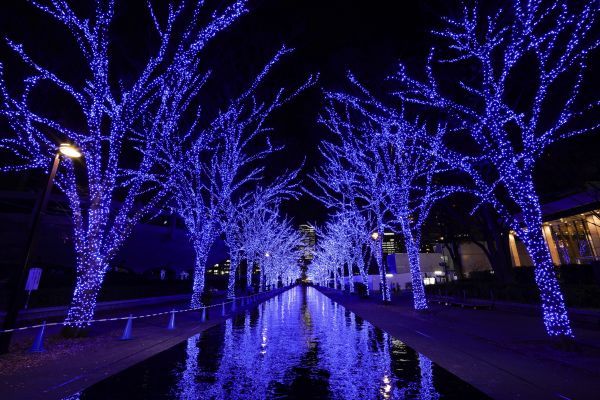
[74,286,488,399]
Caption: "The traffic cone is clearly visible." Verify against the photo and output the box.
[167,310,176,330]
[120,315,133,340]
[29,321,46,353]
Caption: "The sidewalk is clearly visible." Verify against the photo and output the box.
[0,289,287,400]
[317,287,600,400]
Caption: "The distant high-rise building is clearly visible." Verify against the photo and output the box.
[299,224,316,261]
[382,232,404,255]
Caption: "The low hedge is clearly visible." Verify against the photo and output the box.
[427,278,600,308]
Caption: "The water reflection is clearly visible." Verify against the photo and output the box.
[78,287,487,399]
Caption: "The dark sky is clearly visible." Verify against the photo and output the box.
[1,0,598,225]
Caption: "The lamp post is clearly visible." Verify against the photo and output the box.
[0,144,82,354]
[371,231,391,303]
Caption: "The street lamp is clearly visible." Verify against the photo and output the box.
[0,143,82,354]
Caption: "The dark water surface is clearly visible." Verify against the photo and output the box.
[73,286,488,399]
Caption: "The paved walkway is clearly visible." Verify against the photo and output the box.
[0,289,286,400]
[317,287,600,400]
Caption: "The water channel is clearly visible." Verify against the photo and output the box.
[73,286,488,399]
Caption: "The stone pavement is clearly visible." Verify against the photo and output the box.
[0,289,286,400]
[317,287,600,400]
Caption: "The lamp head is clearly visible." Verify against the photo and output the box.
[59,143,82,158]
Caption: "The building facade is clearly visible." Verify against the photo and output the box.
[438,190,600,276]
[510,191,600,267]
[0,190,227,276]
[299,224,316,261]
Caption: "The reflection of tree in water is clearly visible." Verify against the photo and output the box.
[175,287,443,399]
[176,335,201,399]
[272,289,331,399]
[312,293,398,399]
[418,355,439,400]
[175,291,304,399]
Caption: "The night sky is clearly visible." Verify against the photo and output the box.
[0,0,598,225]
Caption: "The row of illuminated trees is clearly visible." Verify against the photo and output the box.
[308,0,597,339]
[0,0,306,336]
[0,0,597,342]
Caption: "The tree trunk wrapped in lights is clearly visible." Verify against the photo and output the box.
[189,243,212,309]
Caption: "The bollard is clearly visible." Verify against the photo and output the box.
[241,298,245,307]
[121,315,133,340]
[29,321,47,353]
[167,310,176,330]
[231,299,236,312]
[222,302,226,317]
[201,307,206,322]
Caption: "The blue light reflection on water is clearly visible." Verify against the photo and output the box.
[77,286,488,399]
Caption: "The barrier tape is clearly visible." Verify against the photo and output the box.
[0,290,285,334]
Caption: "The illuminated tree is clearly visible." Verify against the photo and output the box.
[318,213,371,292]
[311,114,393,301]
[224,198,296,295]
[259,215,304,289]
[327,84,461,309]
[339,208,373,294]
[308,211,372,293]
[307,232,332,287]
[393,0,598,336]
[310,223,344,289]
[155,117,220,308]
[239,207,280,292]
[0,0,248,327]
[206,50,313,298]
[156,48,305,305]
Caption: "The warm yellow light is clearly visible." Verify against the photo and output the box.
[371,232,379,240]
[59,143,82,158]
